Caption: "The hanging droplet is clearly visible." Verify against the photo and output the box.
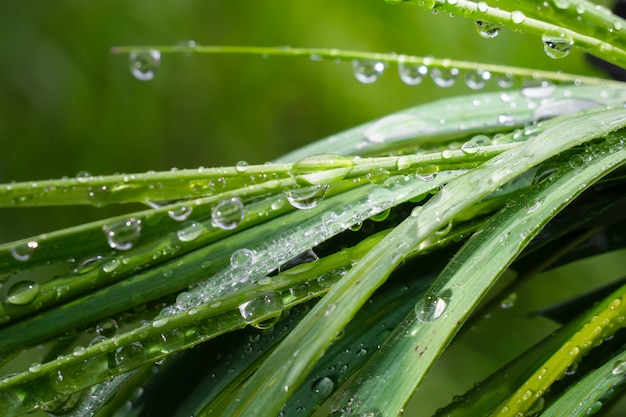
[542,32,574,59]
[352,59,386,84]
[211,197,244,230]
[431,67,459,87]
[415,293,448,322]
[464,68,491,89]
[7,280,41,305]
[474,20,502,38]
[238,292,284,329]
[9,240,38,261]
[398,58,428,85]
[167,205,193,221]
[129,50,161,81]
[177,221,203,242]
[283,184,328,209]
[102,218,142,250]
[496,73,515,88]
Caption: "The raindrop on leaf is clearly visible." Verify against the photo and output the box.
[129,50,161,81]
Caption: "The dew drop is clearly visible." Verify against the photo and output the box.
[177,221,203,242]
[542,32,574,59]
[312,376,335,399]
[290,154,354,184]
[416,165,437,182]
[569,154,585,171]
[235,160,249,172]
[511,10,526,24]
[28,362,42,373]
[500,292,517,309]
[167,205,193,221]
[367,188,395,213]
[612,360,626,375]
[283,184,328,209]
[129,50,161,81]
[398,59,428,85]
[10,240,38,261]
[211,197,244,230]
[7,280,41,305]
[75,171,92,183]
[465,68,491,89]
[496,73,515,88]
[431,67,459,87]
[114,342,146,372]
[461,139,480,154]
[102,218,141,250]
[96,318,118,337]
[352,59,386,84]
[366,167,391,184]
[238,292,283,329]
[415,293,448,322]
[497,113,517,126]
[474,20,502,39]
[102,258,119,273]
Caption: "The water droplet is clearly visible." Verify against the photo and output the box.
[431,67,459,87]
[496,73,515,88]
[102,218,142,250]
[102,258,119,273]
[290,154,354,184]
[238,292,283,329]
[211,197,244,230]
[230,248,257,269]
[96,318,118,337]
[10,240,38,261]
[42,391,83,415]
[28,362,42,373]
[474,20,502,38]
[398,58,428,85]
[416,165,437,182]
[569,154,585,171]
[129,50,161,81]
[510,10,526,24]
[500,292,517,309]
[497,113,517,126]
[366,167,391,184]
[114,342,147,372]
[586,401,602,415]
[76,171,92,183]
[521,84,556,99]
[367,188,395,213]
[352,59,385,84]
[465,68,491,89]
[311,376,335,400]
[461,139,480,154]
[177,221,203,242]
[167,205,193,221]
[612,360,626,375]
[235,160,249,172]
[542,32,574,59]
[415,293,448,322]
[7,280,40,305]
[283,184,328,209]
[396,155,412,171]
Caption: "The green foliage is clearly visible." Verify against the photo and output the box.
[2,1,626,416]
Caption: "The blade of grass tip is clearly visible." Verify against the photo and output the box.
[217,107,626,417]
[541,346,626,417]
[276,85,626,163]
[334,125,626,416]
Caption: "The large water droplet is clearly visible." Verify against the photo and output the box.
[290,154,354,185]
[129,50,161,81]
[7,280,40,305]
[415,293,448,322]
[283,184,328,209]
[352,59,385,84]
[167,205,193,221]
[431,67,459,87]
[114,342,147,372]
[612,360,626,375]
[96,318,119,337]
[102,218,142,250]
[474,20,502,38]
[542,32,574,59]
[238,292,284,329]
[211,197,244,230]
[398,58,428,85]
[496,73,515,88]
[10,240,38,261]
[177,221,203,242]
[510,10,526,24]
[312,376,335,399]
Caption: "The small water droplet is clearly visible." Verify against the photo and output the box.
[96,318,118,337]
[461,139,480,154]
[76,171,92,183]
[352,59,386,84]
[431,67,459,87]
[211,197,244,230]
[10,240,38,261]
[235,160,249,172]
[177,221,203,242]
[398,58,428,85]
[102,258,119,273]
[497,113,517,125]
[542,32,574,59]
[612,360,626,375]
[415,293,448,322]
[7,280,40,305]
[129,50,161,81]
[474,20,502,38]
[500,292,517,309]
[238,292,283,329]
[167,205,193,221]
[102,218,142,250]
[510,10,526,24]
[366,167,391,184]
[283,184,328,209]
[496,73,515,88]
[465,68,491,89]
[28,362,42,373]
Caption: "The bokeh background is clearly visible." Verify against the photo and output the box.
[1,1,624,416]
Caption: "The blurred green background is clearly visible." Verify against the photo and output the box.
[1,1,623,415]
